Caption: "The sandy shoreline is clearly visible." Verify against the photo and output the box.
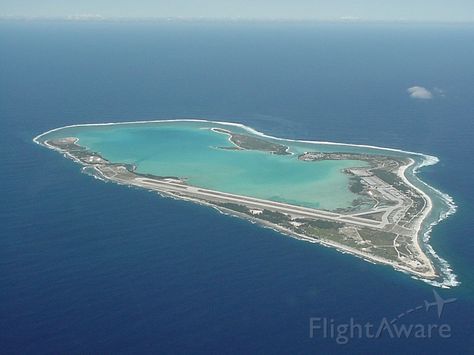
[398,159,436,276]
[87,163,440,281]
[33,118,438,159]
[33,118,458,287]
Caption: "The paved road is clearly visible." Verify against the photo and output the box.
[132,177,384,229]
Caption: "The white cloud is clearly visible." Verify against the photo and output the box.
[66,14,104,21]
[339,16,362,21]
[407,86,433,100]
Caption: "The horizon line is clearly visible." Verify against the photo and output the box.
[1,15,474,25]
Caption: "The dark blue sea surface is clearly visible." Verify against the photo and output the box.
[1,21,473,354]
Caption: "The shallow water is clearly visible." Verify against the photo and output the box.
[40,121,372,210]
[2,21,473,354]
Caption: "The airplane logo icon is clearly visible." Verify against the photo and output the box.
[424,289,456,318]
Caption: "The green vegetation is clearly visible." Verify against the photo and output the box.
[213,128,289,155]
[231,134,289,155]
[257,210,291,224]
[299,225,341,240]
[219,203,249,213]
[368,245,399,260]
[300,219,343,229]
[372,169,399,185]
[358,228,397,246]
[43,130,435,278]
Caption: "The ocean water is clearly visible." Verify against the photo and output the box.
[1,21,474,354]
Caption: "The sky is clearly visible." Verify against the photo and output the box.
[1,0,474,22]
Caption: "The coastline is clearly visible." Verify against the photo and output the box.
[89,166,441,282]
[87,164,440,282]
[32,118,439,159]
[398,159,436,277]
[33,118,458,287]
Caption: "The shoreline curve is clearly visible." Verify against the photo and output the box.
[33,118,459,287]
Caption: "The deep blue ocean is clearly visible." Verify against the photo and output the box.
[1,21,473,354]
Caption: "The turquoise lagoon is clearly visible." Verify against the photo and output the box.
[37,120,450,216]
[36,119,457,285]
